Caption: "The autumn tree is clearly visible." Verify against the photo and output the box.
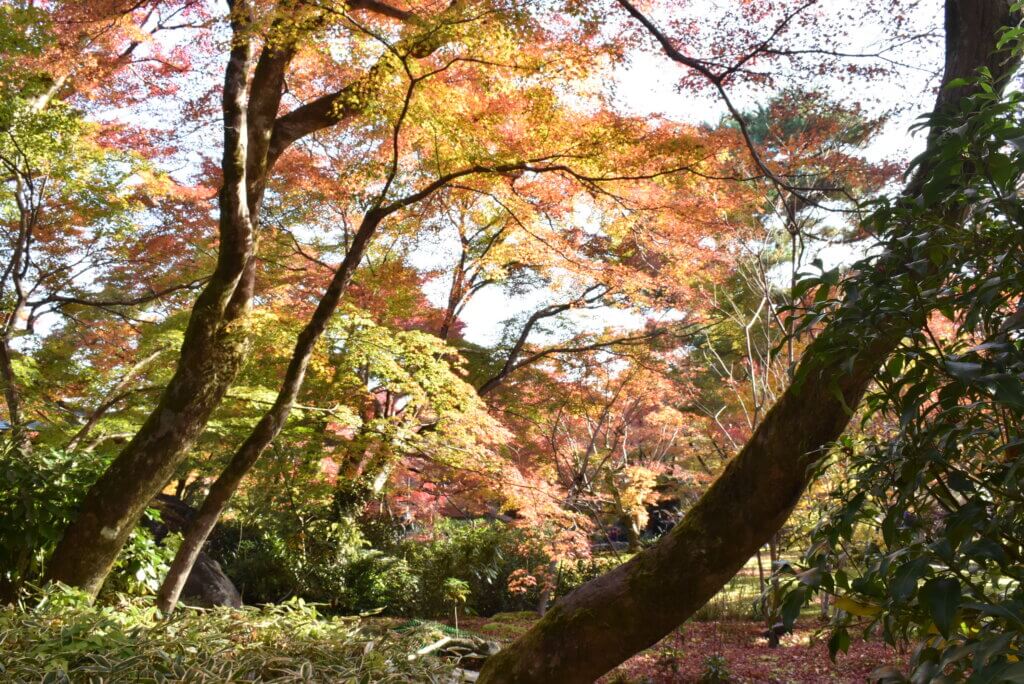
[134,0,737,609]
[1,5,221,464]
[478,1,1020,681]
[48,0,618,596]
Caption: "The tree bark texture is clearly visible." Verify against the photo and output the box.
[45,5,267,596]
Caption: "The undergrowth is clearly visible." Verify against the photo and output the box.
[0,586,454,683]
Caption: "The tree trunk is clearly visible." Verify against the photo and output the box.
[0,336,23,434]
[44,7,264,596]
[755,546,766,622]
[536,560,558,616]
[767,535,779,579]
[477,3,1017,681]
[1,179,35,449]
[156,211,382,614]
[44,0,466,598]
[767,533,780,619]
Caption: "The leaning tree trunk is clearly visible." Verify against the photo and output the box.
[155,155,540,611]
[477,2,1018,681]
[155,211,382,613]
[44,0,469,599]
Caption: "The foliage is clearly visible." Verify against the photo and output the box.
[553,555,623,599]
[343,551,421,615]
[0,585,452,682]
[442,577,471,606]
[0,1,998,679]
[214,514,375,612]
[777,52,1024,681]
[218,515,556,618]
[698,653,732,683]
[402,520,551,618]
[105,526,180,597]
[0,441,172,598]
[443,577,471,631]
[0,442,102,593]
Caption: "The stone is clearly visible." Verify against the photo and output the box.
[180,552,242,608]
[149,494,242,608]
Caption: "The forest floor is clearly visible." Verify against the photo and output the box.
[453,559,907,683]
[455,612,907,683]
[3,563,907,682]
[607,620,905,683]
[1,589,908,683]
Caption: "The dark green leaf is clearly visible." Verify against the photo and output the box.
[828,628,850,662]
[920,578,961,639]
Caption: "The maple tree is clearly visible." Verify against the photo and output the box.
[1,0,1021,681]
[148,0,754,610]
[478,1,1020,681]
[0,5,202,445]
[39,0,622,595]
[30,0,759,601]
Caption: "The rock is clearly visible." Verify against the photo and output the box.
[180,552,242,609]
[150,494,194,538]
[149,494,243,609]
[437,637,502,671]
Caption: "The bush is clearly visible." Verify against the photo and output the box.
[554,555,622,599]
[216,515,367,608]
[220,535,310,604]
[0,440,175,599]
[402,519,550,617]
[212,482,615,620]
[0,442,103,596]
[341,551,419,614]
[103,525,180,597]
[0,585,452,682]
[217,516,556,618]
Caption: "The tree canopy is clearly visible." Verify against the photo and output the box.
[1,0,1022,682]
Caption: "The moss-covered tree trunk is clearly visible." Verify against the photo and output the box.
[43,4,294,597]
[478,2,1017,681]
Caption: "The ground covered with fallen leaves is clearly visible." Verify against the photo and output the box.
[608,621,906,683]
[461,613,907,683]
